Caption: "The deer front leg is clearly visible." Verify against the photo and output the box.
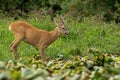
[40,47,46,63]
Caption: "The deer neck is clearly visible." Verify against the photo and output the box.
[50,27,61,42]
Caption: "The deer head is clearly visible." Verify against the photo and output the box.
[54,15,69,35]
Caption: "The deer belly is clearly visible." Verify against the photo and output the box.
[23,37,39,46]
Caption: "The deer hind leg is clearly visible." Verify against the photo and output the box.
[10,34,23,59]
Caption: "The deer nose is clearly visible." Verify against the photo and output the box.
[66,31,70,35]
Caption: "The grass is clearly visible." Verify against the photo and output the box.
[0,17,120,62]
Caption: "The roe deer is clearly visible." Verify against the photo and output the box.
[9,16,69,62]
